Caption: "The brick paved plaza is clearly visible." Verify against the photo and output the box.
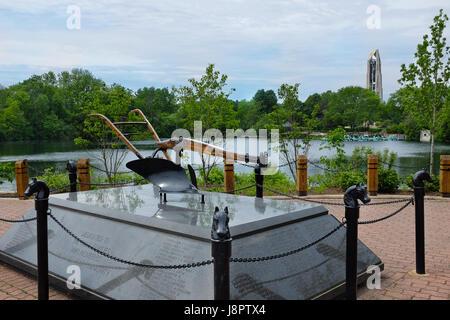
[0,195,449,300]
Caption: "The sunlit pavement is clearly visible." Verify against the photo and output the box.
[0,196,449,300]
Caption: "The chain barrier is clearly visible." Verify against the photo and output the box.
[308,160,364,173]
[258,183,413,207]
[230,222,345,263]
[48,211,214,269]
[362,197,414,206]
[89,164,134,175]
[358,198,414,225]
[378,159,431,170]
[235,161,256,169]
[50,211,345,266]
[258,184,346,206]
[222,184,257,194]
[77,179,146,187]
[0,216,37,223]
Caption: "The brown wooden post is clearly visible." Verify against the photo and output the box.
[15,159,29,199]
[440,155,450,198]
[77,159,90,191]
[296,155,307,196]
[367,154,378,196]
[224,162,235,194]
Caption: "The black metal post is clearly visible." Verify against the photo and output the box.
[412,170,432,275]
[66,161,77,193]
[254,164,264,198]
[24,179,50,300]
[211,207,232,300]
[345,205,359,300]
[343,183,370,300]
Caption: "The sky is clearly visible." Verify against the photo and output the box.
[0,0,448,102]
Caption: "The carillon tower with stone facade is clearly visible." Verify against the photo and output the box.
[367,49,383,101]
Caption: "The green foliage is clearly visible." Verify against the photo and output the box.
[197,166,295,196]
[0,162,14,184]
[173,63,238,133]
[265,83,319,182]
[399,9,449,169]
[404,173,440,192]
[197,166,224,186]
[134,87,177,138]
[35,167,70,191]
[322,86,381,130]
[378,168,401,193]
[310,145,400,193]
[253,89,277,114]
[334,170,367,191]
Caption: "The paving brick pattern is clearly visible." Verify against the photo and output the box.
[0,196,448,300]
[0,199,69,300]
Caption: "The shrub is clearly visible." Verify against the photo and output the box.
[0,162,14,184]
[334,170,366,191]
[404,173,440,192]
[378,168,401,193]
[35,167,70,191]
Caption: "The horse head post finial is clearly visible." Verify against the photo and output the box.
[344,182,371,208]
[24,178,50,212]
[211,206,231,242]
[413,170,433,188]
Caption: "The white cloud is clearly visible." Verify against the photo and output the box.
[0,0,447,100]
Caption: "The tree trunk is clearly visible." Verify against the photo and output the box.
[430,133,434,174]
[430,104,436,174]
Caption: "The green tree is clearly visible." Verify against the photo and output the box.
[253,89,277,114]
[174,64,238,184]
[134,87,177,138]
[266,83,319,182]
[399,9,450,172]
[323,86,381,130]
[75,84,134,183]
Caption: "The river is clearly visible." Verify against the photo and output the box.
[1,139,450,191]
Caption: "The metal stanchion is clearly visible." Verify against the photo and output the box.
[24,178,50,300]
[67,161,77,193]
[412,170,433,275]
[344,183,370,300]
[211,206,231,300]
[254,164,264,198]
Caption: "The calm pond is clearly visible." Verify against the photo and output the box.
[1,139,450,191]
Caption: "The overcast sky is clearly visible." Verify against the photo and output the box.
[0,0,448,101]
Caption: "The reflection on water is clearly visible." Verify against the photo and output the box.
[51,184,317,229]
[2,139,450,190]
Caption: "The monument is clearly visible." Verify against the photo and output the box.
[367,49,383,101]
[0,110,382,299]
[0,184,382,299]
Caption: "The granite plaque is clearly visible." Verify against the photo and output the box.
[0,184,382,299]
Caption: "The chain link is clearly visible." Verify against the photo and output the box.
[89,164,134,175]
[222,184,257,194]
[230,222,345,263]
[358,198,414,224]
[259,183,413,207]
[0,216,37,223]
[49,211,213,269]
[258,184,346,206]
[378,159,430,170]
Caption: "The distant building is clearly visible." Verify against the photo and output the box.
[366,49,383,101]
[420,130,431,143]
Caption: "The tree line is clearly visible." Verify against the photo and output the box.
[0,65,448,143]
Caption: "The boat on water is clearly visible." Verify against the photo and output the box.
[320,135,399,142]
